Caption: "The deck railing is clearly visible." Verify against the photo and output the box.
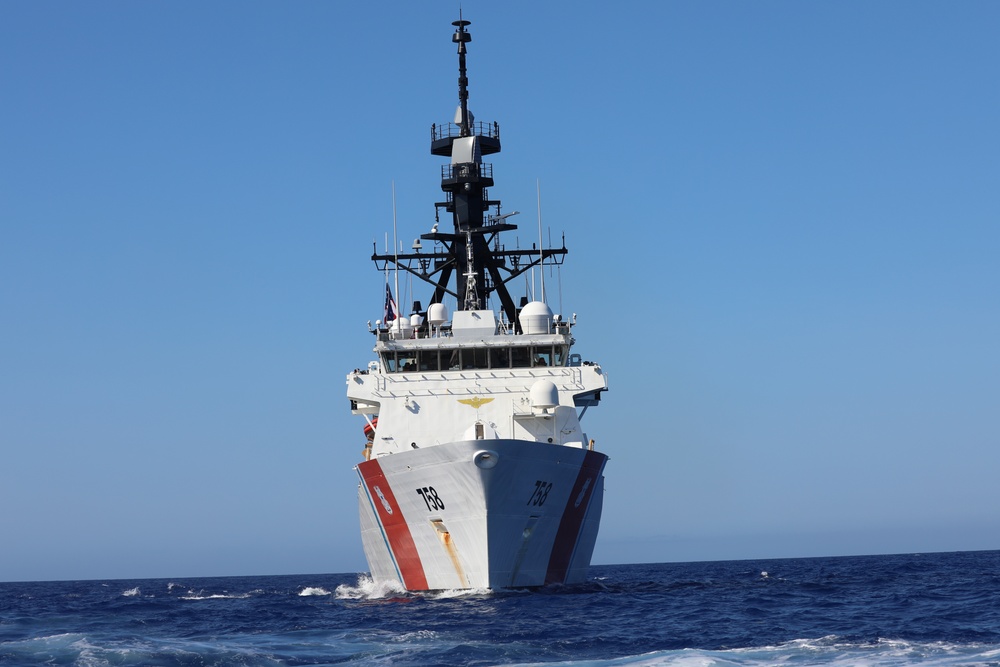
[431,121,500,142]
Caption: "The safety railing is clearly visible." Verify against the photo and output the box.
[431,121,500,142]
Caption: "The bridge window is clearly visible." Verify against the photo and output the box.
[511,346,531,368]
[382,345,570,373]
[418,350,440,372]
[534,347,553,367]
[381,352,398,372]
[463,347,488,370]
[490,348,510,369]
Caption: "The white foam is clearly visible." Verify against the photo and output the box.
[298,586,331,597]
[334,574,409,600]
[427,586,493,599]
[179,590,251,601]
[390,629,439,643]
[121,587,141,597]
[7,634,137,667]
[716,638,1000,667]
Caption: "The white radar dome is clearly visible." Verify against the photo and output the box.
[530,379,559,411]
[520,301,553,335]
[427,303,449,327]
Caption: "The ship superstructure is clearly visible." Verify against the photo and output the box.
[347,19,609,590]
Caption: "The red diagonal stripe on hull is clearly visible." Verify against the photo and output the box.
[357,459,428,591]
[545,450,607,585]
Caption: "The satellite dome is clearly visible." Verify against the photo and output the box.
[519,301,553,335]
[427,303,449,327]
[530,379,559,411]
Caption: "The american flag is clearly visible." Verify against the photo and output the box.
[383,285,398,323]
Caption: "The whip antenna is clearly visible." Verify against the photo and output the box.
[537,179,546,304]
[392,181,400,326]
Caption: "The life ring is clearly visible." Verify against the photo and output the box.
[363,417,378,440]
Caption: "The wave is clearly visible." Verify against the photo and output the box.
[8,634,996,667]
[298,586,332,596]
[0,631,290,667]
[512,638,1000,667]
[121,587,141,597]
[179,590,253,600]
[0,633,138,667]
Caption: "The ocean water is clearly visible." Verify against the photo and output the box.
[2,550,1000,666]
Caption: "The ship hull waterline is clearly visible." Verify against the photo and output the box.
[356,439,608,591]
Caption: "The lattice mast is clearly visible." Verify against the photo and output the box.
[372,18,567,330]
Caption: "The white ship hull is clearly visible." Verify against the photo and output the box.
[356,439,607,590]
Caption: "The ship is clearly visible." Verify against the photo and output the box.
[347,18,609,591]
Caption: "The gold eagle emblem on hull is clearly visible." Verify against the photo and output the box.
[458,396,494,409]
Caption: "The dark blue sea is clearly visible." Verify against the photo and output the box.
[3,551,1000,666]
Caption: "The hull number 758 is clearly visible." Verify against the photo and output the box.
[527,480,553,506]
[416,486,445,511]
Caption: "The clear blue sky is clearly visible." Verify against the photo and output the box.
[2,1,998,582]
